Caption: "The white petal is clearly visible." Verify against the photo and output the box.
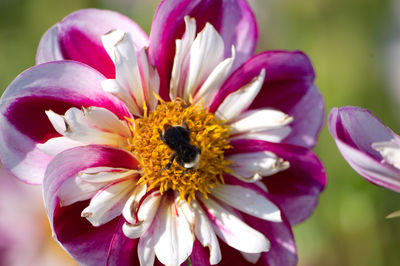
[81,178,135,227]
[102,79,141,115]
[170,16,197,100]
[194,46,235,107]
[201,197,270,253]
[372,140,400,170]
[37,136,82,156]
[183,22,225,101]
[137,47,160,111]
[46,110,67,134]
[57,176,108,207]
[216,69,266,121]
[153,196,195,266]
[211,184,282,222]
[138,230,156,266]
[227,151,289,182]
[229,108,293,134]
[241,251,261,264]
[47,107,130,147]
[121,184,147,224]
[79,167,139,183]
[191,201,221,265]
[123,191,161,239]
[230,126,292,143]
[101,29,125,63]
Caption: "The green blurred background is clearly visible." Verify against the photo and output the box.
[1,0,400,265]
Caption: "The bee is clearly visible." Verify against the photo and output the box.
[158,121,201,171]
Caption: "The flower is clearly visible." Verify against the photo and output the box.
[0,1,326,265]
[329,106,400,193]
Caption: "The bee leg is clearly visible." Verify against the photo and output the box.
[162,152,176,171]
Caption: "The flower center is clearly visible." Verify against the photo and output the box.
[128,98,231,200]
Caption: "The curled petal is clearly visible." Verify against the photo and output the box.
[149,0,257,100]
[123,191,161,238]
[329,106,400,192]
[36,8,149,78]
[0,61,130,184]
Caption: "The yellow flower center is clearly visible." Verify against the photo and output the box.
[128,98,231,200]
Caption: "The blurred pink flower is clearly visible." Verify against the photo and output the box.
[329,106,400,192]
[0,1,326,265]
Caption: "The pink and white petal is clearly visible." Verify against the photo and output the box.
[43,145,139,227]
[226,150,289,182]
[37,136,82,156]
[329,107,400,192]
[229,108,293,135]
[192,201,222,265]
[0,61,131,184]
[123,191,161,238]
[228,139,326,225]
[183,23,225,100]
[372,140,400,169]
[152,196,195,266]
[79,167,139,183]
[149,0,257,100]
[81,178,136,227]
[201,197,270,254]
[230,127,292,143]
[211,184,282,222]
[57,175,108,207]
[215,69,265,121]
[36,8,149,78]
[210,51,322,148]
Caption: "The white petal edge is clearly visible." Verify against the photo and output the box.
[78,167,139,183]
[201,196,270,253]
[229,126,292,143]
[211,184,282,222]
[216,69,266,121]
[138,229,156,266]
[241,251,262,264]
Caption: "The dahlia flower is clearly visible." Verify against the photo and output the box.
[329,106,400,193]
[0,1,326,265]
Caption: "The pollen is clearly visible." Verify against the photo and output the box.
[128,98,231,201]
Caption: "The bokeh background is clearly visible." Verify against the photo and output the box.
[1,0,400,265]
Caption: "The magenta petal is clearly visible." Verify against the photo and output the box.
[329,106,400,192]
[148,0,257,100]
[36,8,149,78]
[43,145,139,264]
[189,240,212,266]
[0,61,130,184]
[210,51,323,148]
[228,139,327,225]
